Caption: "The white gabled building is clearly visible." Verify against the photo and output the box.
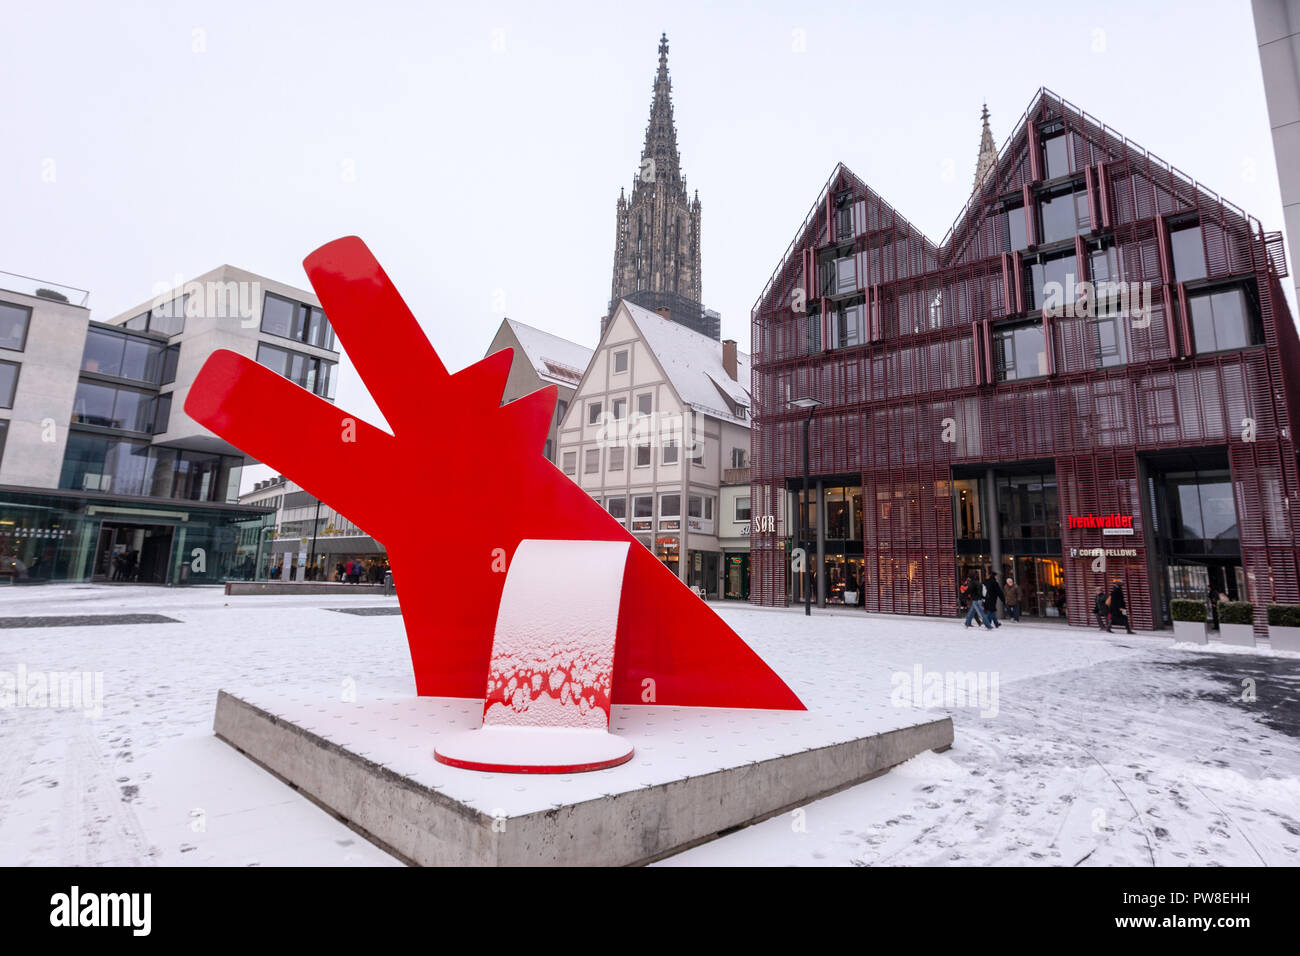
[555,299,751,596]
[485,319,593,463]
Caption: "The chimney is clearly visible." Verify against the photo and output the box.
[656,306,672,321]
[722,338,738,381]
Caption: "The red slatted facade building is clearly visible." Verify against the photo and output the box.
[749,89,1300,635]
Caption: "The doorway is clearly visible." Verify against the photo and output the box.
[95,522,175,584]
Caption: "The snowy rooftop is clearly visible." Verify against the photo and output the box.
[505,319,594,389]
[620,300,751,427]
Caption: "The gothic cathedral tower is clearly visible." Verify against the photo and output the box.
[604,35,714,339]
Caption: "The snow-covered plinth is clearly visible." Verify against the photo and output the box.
[213,687,952,866]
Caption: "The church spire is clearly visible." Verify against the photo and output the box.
[973,102,997,191]
[604,34,706,338]
[639,32,683,189]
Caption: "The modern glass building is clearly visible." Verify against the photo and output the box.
[748,90,1300,636]
[0,265,338,585]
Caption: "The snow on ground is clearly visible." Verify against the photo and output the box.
[0,584,1296,866]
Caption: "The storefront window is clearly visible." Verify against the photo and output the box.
[953,479,983,539]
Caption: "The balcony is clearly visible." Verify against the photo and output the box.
[0,270,89,307]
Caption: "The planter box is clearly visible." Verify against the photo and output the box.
[1172,620,1207,644]
[1270,625,1300,653]
[1217,622,1256,647]
[843,591,858,606]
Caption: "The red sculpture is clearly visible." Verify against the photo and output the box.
[185,237,804,711]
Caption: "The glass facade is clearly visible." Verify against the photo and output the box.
[59,434,241,502]
[260,292,335,350]
[0,489,272,585]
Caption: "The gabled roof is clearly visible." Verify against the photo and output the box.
[619,299,751,427]
[504,319,594,389]
[753,87,1280,320]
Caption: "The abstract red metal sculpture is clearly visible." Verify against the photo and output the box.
[185,237,804,712]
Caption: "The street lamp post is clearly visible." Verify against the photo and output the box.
[788,397,823,616]
[307,498,322,582]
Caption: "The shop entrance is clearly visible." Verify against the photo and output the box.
[94,522,174,584]
[725,553,750,600]
[1004,555,1066,619]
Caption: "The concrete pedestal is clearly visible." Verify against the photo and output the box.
[213,688,953,866]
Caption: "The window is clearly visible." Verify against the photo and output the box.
[660,494,680,517]
[1092,314,1129,369]
[587,401,602,425]
[609,447,625,471]
[80,328,168,384]
[636,393,652,415]
[736,496,751,521]
[834,192,854,240]
[255,343,338,398]
[731,447,747,469]
[993,322,1047,382]
[1004,203,1029,252]
[688,495,703,518]
[584,448,600,474]
[148,296,186,337]
[806,309,823,354]
[556,399,568,422]
[71,381,158,432]
[1037,182,1089,244]
[0,302,32,351]
[562,450,577,475]
[1166,470,1237,541]
[662,439,679,465]
[154,392,173,433]
[1170,223,1207,283]
[1027,251,1079,314]
[544,439,553,460]
[161,344,180,384]
[1041,130,1071,180]
[261,292,335,350]
[613,350,628,373]
[0,420,7,469]
[121,336,165,382]
[0,359,18,408]
[691,440,703,466]
[1189,287,1262,354]
[81,328,125,377]
[612,397,627,420]
[635,443,651,467]
[831,301,866,349]
[607,497,627,520]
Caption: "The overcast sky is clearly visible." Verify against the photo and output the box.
[1,1,1287,490]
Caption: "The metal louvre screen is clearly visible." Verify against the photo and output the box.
[747,91,1300,632]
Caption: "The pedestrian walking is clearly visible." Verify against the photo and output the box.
[1093,586,1109,631]
[963,574,993,629]
[1004,577,1021,622]
[1109,578,1134,634]
[983,569,1003,629]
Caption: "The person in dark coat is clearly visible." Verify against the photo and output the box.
[1109,578,1133,633]
[1093,586,1109,630]
[983,570,1003,628]
[963,573,992,629]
